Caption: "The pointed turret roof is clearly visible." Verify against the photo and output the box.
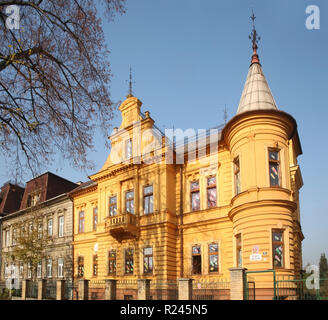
[236,12,278,115]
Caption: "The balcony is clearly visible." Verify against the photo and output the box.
[105,212,138,241]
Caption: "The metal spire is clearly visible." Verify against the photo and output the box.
[126,66,135,98]
[249,9,261,64]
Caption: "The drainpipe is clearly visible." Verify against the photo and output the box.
[179,165,184,278]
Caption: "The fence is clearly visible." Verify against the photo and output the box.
[192,279,230,300]
[276,275,328,300]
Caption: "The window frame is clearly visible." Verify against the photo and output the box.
[93,254,98,277]
[192,245,202,275]
[124,248,134,275]
[58,258,64,278]
[234,156,241,195]
[37,261,42,278]
[77,256,84,278]
[143,246,153,274]
[46,258,52,278]
[208,243,219,273]
[190,181,200,212]
[108,250,116,275]
[93,207,98,231]
[236,234,242,268]
[58,216,64,238]
[268,148,281,187]
[125,190,134,214]
[47,218,53,237]
[78,211,85,233]
[109,195,117,216]
[125,138,132,160]
[143,185,154,215]
[207,176,217,208]
[272,229,284,269]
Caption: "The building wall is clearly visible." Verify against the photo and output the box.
[1,196,73,282]
[71,97,304,294]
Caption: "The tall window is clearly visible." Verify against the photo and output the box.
[29,223,33,234]
[58,258,64,278]
[27,263,32,279]
[47,218,53,237]
[37,261,42,278]
[19,263,24,278]
[46,258,52,278]
[5,230,10,247]
[93,255,98,277]
[143,185,154,215]
[125,191,134,214]
[143,247,153,274]
[236,234,242,268]
[79,211,85,233]
[208,243,219,273]
[108,250,116,275]
[78,257,84,278]
[191,181,200,211]
[272,230,284,268]
[125,248,134,274]
[12,228,17,245]
[125,138,132,159]
[269,149,281,187]
[207,177,217,208]
[192,245,201,274]
[234,157,241,195]
[58,216,64,237]
[109,196,117,216]
[93,207,98,231]
[38,223,43,239]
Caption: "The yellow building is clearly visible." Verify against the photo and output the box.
[70,30,303,300]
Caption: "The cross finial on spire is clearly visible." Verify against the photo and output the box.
[249,9,261,65]
[126,66,135,98]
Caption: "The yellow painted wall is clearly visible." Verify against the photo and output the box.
[71,97,304,291]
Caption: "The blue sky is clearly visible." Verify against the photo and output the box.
[1,0,327,266]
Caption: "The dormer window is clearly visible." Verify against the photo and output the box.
[125,138,132,159]
[27,192,41,207]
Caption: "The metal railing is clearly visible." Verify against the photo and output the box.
[192,279,230,300]
[276,276,328,300]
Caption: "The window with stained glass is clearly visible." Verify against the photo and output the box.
[143,247,153,274]
[207,177,217,208]
[272,230,284,268]
[208,243,219,273]
[93,255,98,277]
[109,196,117,216]
[191,181,200,211]
[192,245,201,274]
[234,157,241,195]
[125,248,134,274]
[144,185,154,215]
[125,191,134,214]
[108,250,116,275]
[269,149,280,187]
[78,256,84,278]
